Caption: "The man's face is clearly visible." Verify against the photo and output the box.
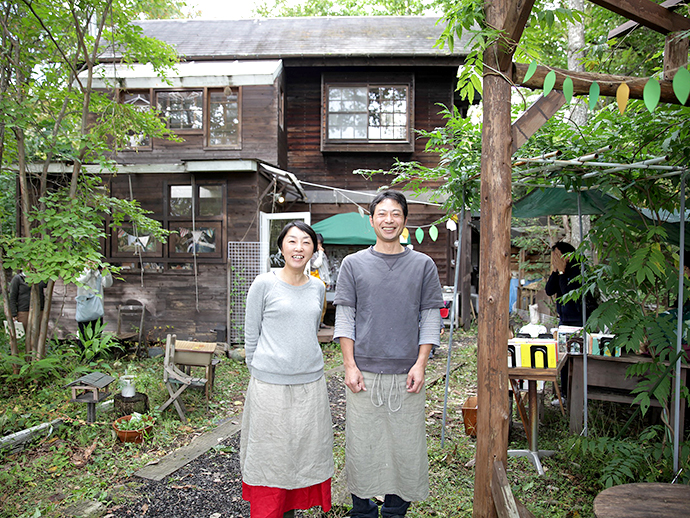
[370,198,407,244]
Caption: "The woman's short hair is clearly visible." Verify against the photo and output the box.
[552,241,576,255]
[369,190,408,219]
[276,220,318,252]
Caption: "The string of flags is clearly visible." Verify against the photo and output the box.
[523,61,690,114]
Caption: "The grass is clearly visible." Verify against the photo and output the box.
[1,328,687,517]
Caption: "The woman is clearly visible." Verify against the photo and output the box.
[241,220,334,518]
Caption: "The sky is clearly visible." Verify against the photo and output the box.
[186,0,265,19]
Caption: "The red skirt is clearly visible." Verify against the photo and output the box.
[242,479,332,518]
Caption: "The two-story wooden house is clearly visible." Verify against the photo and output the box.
[49,16,471,343]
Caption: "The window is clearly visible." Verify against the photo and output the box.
[169,184,224,218]
[207,88,240,147]
[122,90,152,149]
[322,81,413,152]
[169,222,221,258]
[112,226,162,257]
[156,90,203,130]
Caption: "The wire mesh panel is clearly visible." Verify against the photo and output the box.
[228,242,261,344]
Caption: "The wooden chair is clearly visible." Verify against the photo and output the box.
[157,334,207,423]
[116,303,146,355]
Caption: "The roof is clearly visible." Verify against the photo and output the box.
[86,60,283,89]
[129,16,468,61]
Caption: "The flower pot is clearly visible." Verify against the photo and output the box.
[113,415,154,444]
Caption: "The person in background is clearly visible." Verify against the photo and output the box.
[9,269,46,334]
[310,233,331,327]
[241,220,334,518]
[75,265,113,346]
[334,190,444,518]
[545,241,597,403]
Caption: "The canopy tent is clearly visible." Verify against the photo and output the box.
[311,212,377,245]
[513,182,688,471]
[513,186,690,249]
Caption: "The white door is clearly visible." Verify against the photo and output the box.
[259,212,311,273]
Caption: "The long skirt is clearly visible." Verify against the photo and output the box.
[241,375,334,516]
[345,371,429,502]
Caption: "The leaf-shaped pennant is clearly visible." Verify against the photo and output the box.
[524,61,538,82]
[543,70,556,97]
[673,67,690,105]
[415,227,424,244]
[563,76,574,104]
[588,82,600,110]
[643,78,661,113]
[429,224,439,242]
[445,219,457,232]
[401,227,409,240]
[616,82,630,114]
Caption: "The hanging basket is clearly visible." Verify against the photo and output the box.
[113,414,155,444]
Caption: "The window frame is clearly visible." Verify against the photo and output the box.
[120,89,154,151]
[111,225,163,258]
[168,221,222,259]
[205,86,242,149]
[321,75,415,153]
[155,89,204,133]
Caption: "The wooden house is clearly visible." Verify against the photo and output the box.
[49,16,472,343]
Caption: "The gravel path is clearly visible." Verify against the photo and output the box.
[108,375,347,518]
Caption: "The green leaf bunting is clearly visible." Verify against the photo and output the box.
[588,82,600,110]
[415,227,424,244]
[543,70,556,97]
[524,61,538,82]
[563,76,574,104]
[643,78,661,112]
[672,67,690,105]
[429,225,438,242]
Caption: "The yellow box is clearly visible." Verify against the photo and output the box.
[518,339,558,369]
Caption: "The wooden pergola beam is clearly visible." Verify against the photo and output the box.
[497,0,538,72]
[512,62,688,105]
[589,0,690,35]
[607,0,685,39]
[511,90,567,154]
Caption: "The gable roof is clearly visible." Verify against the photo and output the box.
[130,16,468,61]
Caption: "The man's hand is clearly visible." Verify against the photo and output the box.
[344,364,367,393]
[406,362,426,393]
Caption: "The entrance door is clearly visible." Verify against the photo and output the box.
[259,212,311,273]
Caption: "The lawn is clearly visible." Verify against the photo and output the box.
[1,328,685,517]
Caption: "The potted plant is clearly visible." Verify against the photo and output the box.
[112,412,155,443]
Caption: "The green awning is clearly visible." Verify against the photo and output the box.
[512,187,613,218]
[312,212,377,245]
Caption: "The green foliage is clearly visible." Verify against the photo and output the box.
[0,352,69,388]
[254,0,446,17]
[113,413,155,431]
[77,321,124,363]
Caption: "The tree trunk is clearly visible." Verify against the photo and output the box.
[473,0,513,515]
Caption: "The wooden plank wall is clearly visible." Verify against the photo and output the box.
[49,264,228,343]
[285,65,458,284]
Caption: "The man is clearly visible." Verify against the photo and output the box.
[334,190,443,518]
[9,270,46,334]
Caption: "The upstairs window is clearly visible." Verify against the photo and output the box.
[122,90,152,149]
[207,87,240,148]
[156,90,203,131]
[322,80,413,152]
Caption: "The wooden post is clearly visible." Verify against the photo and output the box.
[474,0,513,514]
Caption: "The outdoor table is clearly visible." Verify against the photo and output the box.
[507,358,566,475]
[568,354,688,435]
[594,482,690,517]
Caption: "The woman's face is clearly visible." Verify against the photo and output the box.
[281,226,314,271]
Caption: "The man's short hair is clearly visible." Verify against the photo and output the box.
[369,190,408,219]
[276,220,318,252]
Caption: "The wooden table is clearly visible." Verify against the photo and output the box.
[507,361,565,475]
[594,483,690,517]
[568,354,688,435]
